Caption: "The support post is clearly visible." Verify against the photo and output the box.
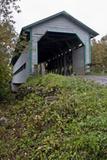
[84,39,91,74]
[64,52,67,75]
[32,37,38,74]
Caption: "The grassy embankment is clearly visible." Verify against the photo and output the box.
[0,74,107,159]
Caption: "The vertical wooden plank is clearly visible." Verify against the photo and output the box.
[64,52,67,75]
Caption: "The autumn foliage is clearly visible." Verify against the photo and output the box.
[92,36,107,73]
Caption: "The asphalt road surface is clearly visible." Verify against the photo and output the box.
[84,76,107,85]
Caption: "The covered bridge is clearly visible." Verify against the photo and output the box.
[11,11,98,90]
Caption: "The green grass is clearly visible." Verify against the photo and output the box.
[0,74,107,160]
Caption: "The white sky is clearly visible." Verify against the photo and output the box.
[14,0,107,39]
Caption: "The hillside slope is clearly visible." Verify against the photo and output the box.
[0,74,107,160]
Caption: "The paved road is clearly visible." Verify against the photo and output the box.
[84,75,107,85]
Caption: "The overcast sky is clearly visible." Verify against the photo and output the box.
[14,0,107,39]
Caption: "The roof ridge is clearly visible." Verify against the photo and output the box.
[22,11,99,37]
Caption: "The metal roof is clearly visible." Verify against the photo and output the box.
[22,11,99,38]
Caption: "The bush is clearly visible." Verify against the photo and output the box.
[0,51,11,101]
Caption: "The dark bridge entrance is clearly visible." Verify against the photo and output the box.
[38,31,84,75]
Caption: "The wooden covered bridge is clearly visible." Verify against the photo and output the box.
[11,11,98,90]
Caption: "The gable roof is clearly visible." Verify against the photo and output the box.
[22,11,98,38]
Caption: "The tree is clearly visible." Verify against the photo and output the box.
[92,35,107,73]
[101,36,107,69]
[0,48,11,101]
[0,0,21,23]
[0,0,20,101]
[101,35,107,42]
